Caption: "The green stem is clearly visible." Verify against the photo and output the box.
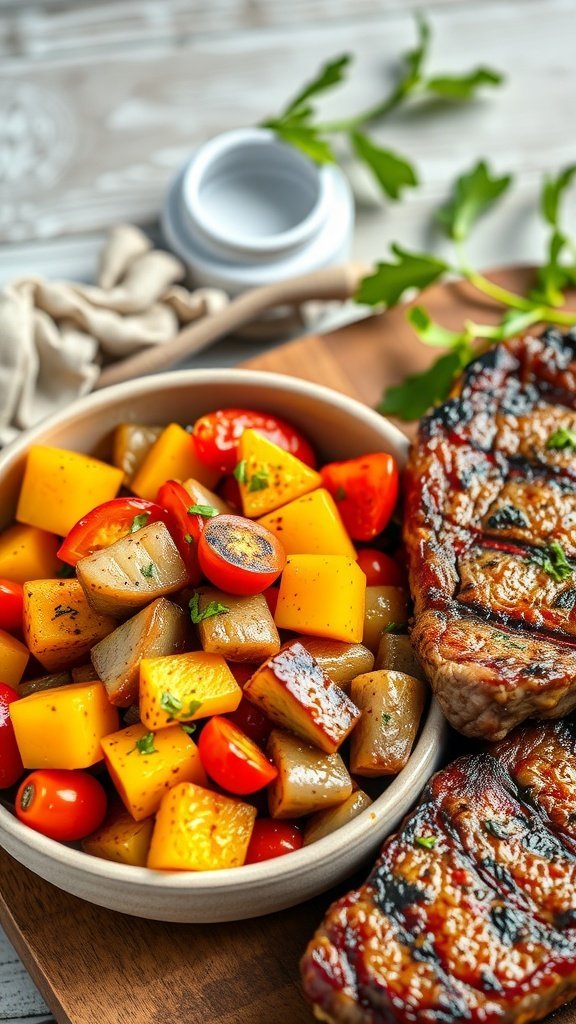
[315,82,417,135]
[461,268,536,311]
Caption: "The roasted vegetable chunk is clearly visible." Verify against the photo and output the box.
[147,782,256,870]
[296,637,374,691]
[349,669,426,776]
[23,579,116,671]
[139,651,242,731]
[267,730,352,818]
[275,555,365,643]
[194,588,280,662]
[83,804,154,866]
[303,789,373,845]
[10,681,119,769]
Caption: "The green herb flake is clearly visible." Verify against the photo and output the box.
[384,622,404,634]
[140,562,156,578]
[188,504,219,517]
[189,592,229,624]
[181,722,197,736]
[356,245,448,308]
[415,835,437,849]
[437,160,512,242]
[334,486,347,501]
[493,630,527,651]
[130,513,150,533]
[381,713,392,725]
[530,541,573,583]
[233,459,248,484]
[248,469,270,492]
[160,691,183,718]
[134,732,157,756]
[185,699,203,718]
[546,426,576,451]
[184,533,193,544]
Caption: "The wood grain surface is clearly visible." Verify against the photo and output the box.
[1,265,575,1024]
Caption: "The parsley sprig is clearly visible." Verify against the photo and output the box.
[530,541,574,583]
[357,161,576,419]
[262,18,502,201]
[189,592,229,623]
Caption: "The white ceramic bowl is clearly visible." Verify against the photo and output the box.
[0,369,446,922]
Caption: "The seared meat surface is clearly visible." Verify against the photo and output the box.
[300,720,576,1024]
[404,328,576,739]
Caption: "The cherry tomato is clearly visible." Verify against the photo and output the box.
[198,514,285,595]
[15,769,107,841]
[227,696,273,748]
[156,480,210,585]
[0,683,24,788]
[356,548,404,587]
[244,819,303,864]
[0,580,24,633]
[192,408,316,474]
[218,475,242,512]
[58,497,167,566]
[198,716,278,795]
[262,586,279,617]
[321,453,399,542]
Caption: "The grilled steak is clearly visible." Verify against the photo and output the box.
[404,327,576,739]
[300,719,576,1024]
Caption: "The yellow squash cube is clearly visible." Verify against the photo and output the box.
[237,430,321,518]
[23,579,116,671]
[275,555,366,643]
[130,423,219,500]
[10,681,119,769]
[83,804,154,866]
[147,782,256,871]
[0,629,29,686]
[101,723,207,821]
[0,524,61,583]
[139,651,242,731]
[257,488,356,558]
[16,446,123,537]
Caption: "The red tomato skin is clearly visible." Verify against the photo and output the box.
[218,475,242,512]
[198,515,285,596]
[156,480,207,585]
[58,498,167,566]
[321,453,399,542]
[226,696,272,748]
[355,548,404,587]
[192,408,316,474]
[15,769,107,841]
[0,684,24,788]
[198,716,277,795]
[0,580,24,633]
[244,819,303,864]
[262,586,279,617]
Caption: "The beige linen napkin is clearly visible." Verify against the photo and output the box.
[0,225,228,446]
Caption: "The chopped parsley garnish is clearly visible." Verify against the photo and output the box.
[415,835,437,849]
[189,592,229,624]
[188,504,219,517]
[181,723,197,736]
[493,630,527,651]
[546,426,576,450]
[130,512,150,532]
[234,459,248,484]
[381,713,392,725]
[160,691,183,717]
[247,468,270,492]
[530,541,573,582]
[140,562,156,578]
[185,699,203,718]
[384,621,403,634]
[132,731,157,755]
[184,533,193,544]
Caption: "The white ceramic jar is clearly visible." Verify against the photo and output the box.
[162,128,354,294]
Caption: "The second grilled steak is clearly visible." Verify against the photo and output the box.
[404,327,576,739]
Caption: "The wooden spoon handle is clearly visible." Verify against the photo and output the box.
[95,262,370,390]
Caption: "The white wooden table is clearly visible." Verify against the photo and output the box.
[1,0,576,1019]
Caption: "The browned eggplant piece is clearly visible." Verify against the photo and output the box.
[112,423,162,486]
[295,637,374,690]
[303,789,373,845]
[71,663,99,683]
[375,633,425,680]
[349,669,426,776]
[194,587,280,662]
[76,521,189,617]
[91,598,187,706]
[267,729,353,818]
[244,640,361,754]
[19,671,72,698]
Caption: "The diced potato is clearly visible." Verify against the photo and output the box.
[349,670,426,777]
[23,579,116,671]
[363,586,409,654]
[303,789,373,846]
[0,524,61,583]
[296,637,374,691]
[10,681,119,769]
[101,723,206,821]
[375,633,425,681]
[182,478,231,515]
[257,489,356,558]
[76,522,189,618]
[0,630,29,686]
[139,651,242,731]
[267,729,352,818]
[19,671,72,698]
[83,804,154,866]
[112,423,163,486]
[16,445,123,537]
[91,598,187,707]
[237,430,321,518]
[275,554,365,643]
[244,641,360,754]
[71,663,99,683]
[147,782,256,870]
[195,588,280,663]
[130,423,219,500]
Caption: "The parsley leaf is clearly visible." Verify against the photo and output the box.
[160,691,183,717]
[425,67,503,101]
[547,426,576,450]
[189,592,229,624]
[530,541,573,582]
[350,131,418,200]
[415,835,437,849]
[140,562,156,578]
[134,732,157,755]
[188,504,219,517]
[130,513,149,533]
[184,533,193,543]
[355,245,448,307]
[270,124,336,164]
[381,713,392,725]
[384,621,404,634]
[378,347,469,421]
[181,722,197,736]
[530,165,576,306]
[408,306,471,348]
[248,469,270,493]
[281,54,351,119]
[437,160,512,241]
[541,163,576,228]
[234,460,248,484]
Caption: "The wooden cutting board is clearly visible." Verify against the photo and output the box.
[1,266,575,1024]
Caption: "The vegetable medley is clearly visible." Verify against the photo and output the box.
[0,407,426,872]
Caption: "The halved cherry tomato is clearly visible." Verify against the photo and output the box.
[356,548,404,587]
[58,497,167,566]
[321,453,399,542]
[0,580,24,633]
[15,769,107,841]
[192,408,316,474]
[198,716,277,795]
[156,479,212,585]
[244,819,303,864]
[262,586,279,617]
[0,683,24,788]
[198,514,285,595]
[227,696,272,748]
